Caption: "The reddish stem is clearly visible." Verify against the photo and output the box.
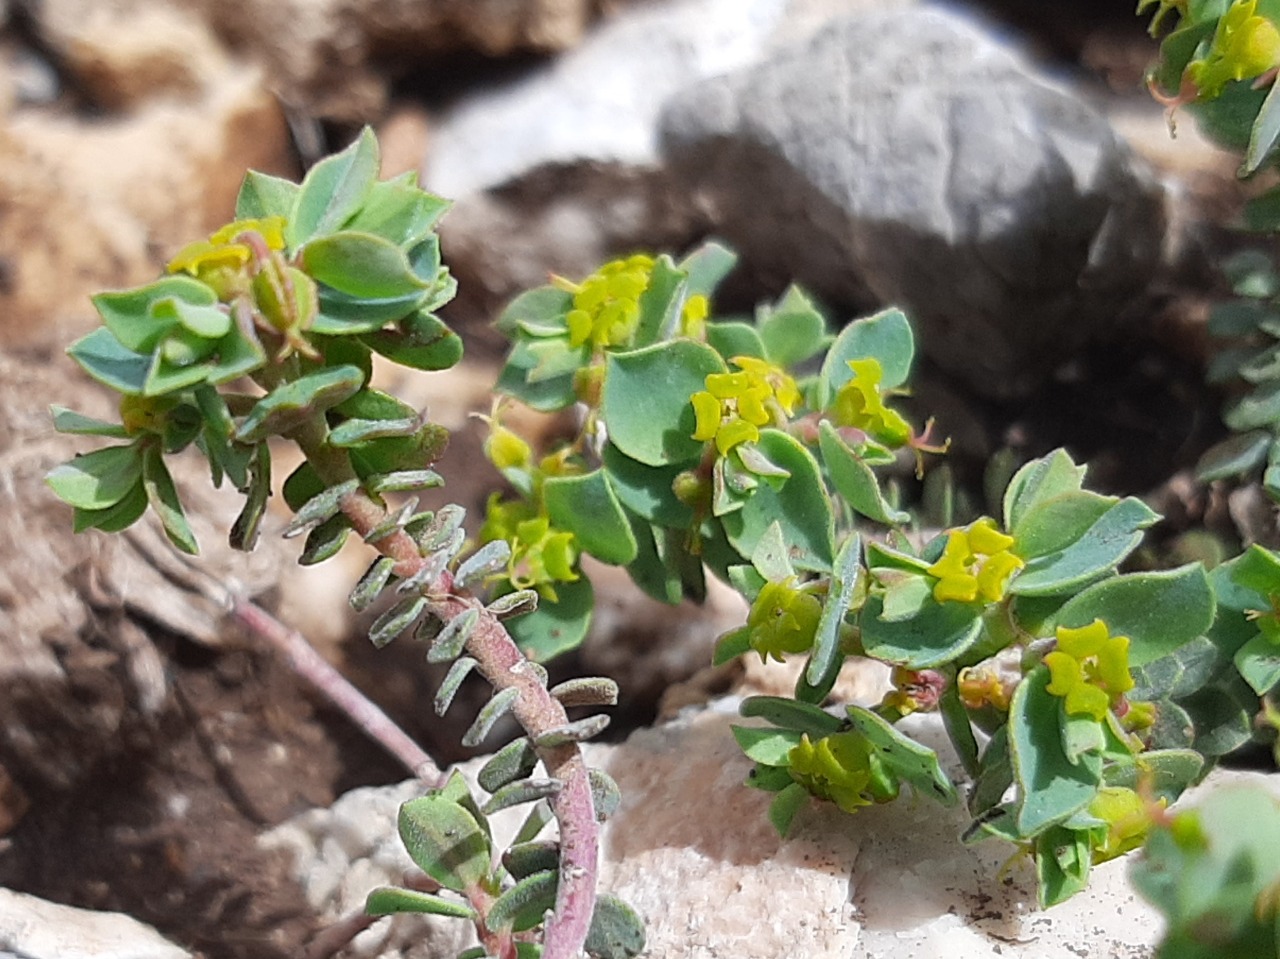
[335,489,600,959]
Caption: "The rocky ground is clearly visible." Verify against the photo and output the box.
[0,1,1274,957]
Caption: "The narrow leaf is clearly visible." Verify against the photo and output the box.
[482,777,562,815]
[478,737,540,794]
[427,608,481,664]
[486,870,558,934]
[350,556,397,612]
[435,657,478,716]
[369,595,426,648]
[365,886,477,920]
[141,447,198,554]
[533,714,610,747]
[548,677,619,708]
[463,687,521,748]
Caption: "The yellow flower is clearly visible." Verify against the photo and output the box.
[788,731,891,814]
[957,648,1022,712]
[1087,786,1162,864]
[479,495,578,601]
[829,358,912,448]
[745,578,823,663]
[484,422,532,472]
[925,517,1023,605]
[168,217,287,297]
[1044,619,1135,721]
[560,254,654,350]
[1187,0,1280,99]
[690,355,799,456]
[679,293,710,339]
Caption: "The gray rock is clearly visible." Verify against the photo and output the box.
[0,888,191,959]
[659,6,1166,397]
[427,0,911,326]
[264,701,1170,959]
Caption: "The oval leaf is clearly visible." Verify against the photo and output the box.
[1047,564,1215,667]
[602,339,726,466]
[544,470,637,566]
[397,794,492,895]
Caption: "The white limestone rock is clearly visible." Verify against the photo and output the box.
[0,888,190,959]
[260,700,1192,959]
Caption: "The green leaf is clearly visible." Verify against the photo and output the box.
[1012,490,1115,559]
[495,337,579,412]
[1010,497,1160,597]
[362,312,463,372]
[712,626,752,666]
[1244,72,1280,174]
[768,782,810,836]
[816,307,914,406]
[623,519,685,605]
[50,407,131,439]
[67,327,151,395]
[302,231,429,299]
[818,421,910,525]
[731,725,804,766]
[1104,749,1204,805]
[344,174,449,246]
[486,870,558,933]
[544,470,637,566]
[151,295,231,340]
[804,531,861,691]
[299,514,350,565]
[586,894,646,959]
[845,705,958,805]
[679,240,738,298]
[398,789,492,895]
[758,285,829,368]
[1003,449,1087,533]
[235,365,365,443]
[1183,685,1253,757]
[1009,667,1102,836]
[1225,380,1280,431]
[1035,825,1092,908]
[721,430,835,573]
[229,442,271,551]
[208,328,268,385]
[364,886,478,920]
[738,696,844,737]
[600,444,693,529]
[71,481,148,534]
[860,593,984,669]
[1196,431,1272,481]
[235,170,299,220]
[632,255,686,347]
[705,321,766,362]
[1047,565,1215,667]
[288,127,380,247]
[495,286,572,338]
[602,339,726,466]
[313,287,426,333]
[46,443,144,510]
[1235,631,1280,694]
[506,577,594,662]
[93,276,217,353]
[141,446,198,554]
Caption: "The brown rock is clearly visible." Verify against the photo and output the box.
[0,351,290,792]
[0,68,292,350]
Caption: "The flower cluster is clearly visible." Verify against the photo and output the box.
[690,356,800,455]
[787,730,896,814]
[925,517,1023,605]
[479,497,578,601]
[168,217,287,299]
[744,578,823,663]
[1087,786,1161,864]
[1186,0,1280,99]
[559,254,655,351]
[1044,619,1135,722]
[828,358,912,448]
